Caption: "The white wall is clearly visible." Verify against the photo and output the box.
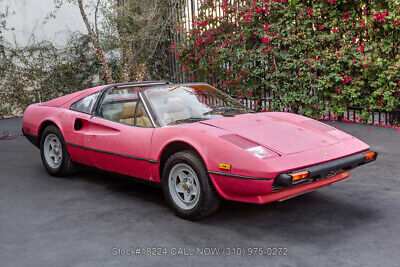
[2,0,87,46]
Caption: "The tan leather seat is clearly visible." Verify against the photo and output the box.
[119,102,136,125]
[136,104,153,127]
[119,101,152,127]
[164,97,190,123]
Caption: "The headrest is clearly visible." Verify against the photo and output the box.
[120,102,136,119]
[166,98,185,113]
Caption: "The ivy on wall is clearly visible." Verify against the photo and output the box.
[0,35,101,118]
[0,0,174,118]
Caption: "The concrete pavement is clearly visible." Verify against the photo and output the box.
[1,118,399,266]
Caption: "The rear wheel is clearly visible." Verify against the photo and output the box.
[162,150,221,220]
[40,125,75,177]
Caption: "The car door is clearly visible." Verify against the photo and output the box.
[65,91,102,166]
[77,87,156,180]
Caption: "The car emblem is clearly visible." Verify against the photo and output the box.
[321,152,328,156]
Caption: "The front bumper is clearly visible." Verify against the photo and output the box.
[208,150,378,204]
[273,150,378,189]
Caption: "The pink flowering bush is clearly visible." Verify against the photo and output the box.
[175,0,400,120]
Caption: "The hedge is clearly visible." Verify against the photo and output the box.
[175,0,400,121]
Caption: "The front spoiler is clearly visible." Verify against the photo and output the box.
[209,170,350,204]
[208,150,378,204]
[259,171,350,204]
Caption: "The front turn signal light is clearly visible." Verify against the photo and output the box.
[364,151,376,161]
[289,171,309,181]
[219,163,231,170]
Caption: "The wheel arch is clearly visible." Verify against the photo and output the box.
[38,120,61,148]
[158,140,207,182]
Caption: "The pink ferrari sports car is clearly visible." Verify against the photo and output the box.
[22,81,377,219]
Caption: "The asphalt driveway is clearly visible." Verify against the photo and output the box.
[1,118,399,266]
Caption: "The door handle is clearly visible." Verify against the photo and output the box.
[74,118,83,130]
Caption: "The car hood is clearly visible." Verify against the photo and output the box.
[200,113,339,155]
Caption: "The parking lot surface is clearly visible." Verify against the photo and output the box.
[1,118,399,266]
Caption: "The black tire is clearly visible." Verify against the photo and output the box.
[40,125,75,177]
[162,150,221,220]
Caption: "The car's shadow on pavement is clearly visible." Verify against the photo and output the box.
[206,193,380,242]
[66,164,380,245]
[67,165,168,207]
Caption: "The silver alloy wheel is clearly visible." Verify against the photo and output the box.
[43,134,62,169]
[168,163,200,210]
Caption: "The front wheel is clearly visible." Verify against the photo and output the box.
[162,150,221,220]
[40,125,75,177]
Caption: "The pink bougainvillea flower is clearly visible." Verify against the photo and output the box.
[328,0,336,4]
[357,45,365,52]
[373,11,388,22]
[263,22,271,30]
[193,20,209,28]
[342,75,351,84]
[262,36,271,43]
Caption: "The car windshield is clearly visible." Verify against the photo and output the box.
[145,84,252,126]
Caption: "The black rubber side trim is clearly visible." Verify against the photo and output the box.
[208,170,272,181]
[65,142,158,163]
[22,129,39,148]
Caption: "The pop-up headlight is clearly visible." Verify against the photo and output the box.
[302,119,352,140]
[220,134,278,159]
[246,146,273,159]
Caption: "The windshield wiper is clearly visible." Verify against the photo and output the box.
[167,117,208,125]
[202,107,241,116]
[202,106,256,116]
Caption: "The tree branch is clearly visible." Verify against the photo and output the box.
[78,0,113,84]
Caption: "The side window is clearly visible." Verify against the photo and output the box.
[70,91,100,114]
[96,87,152,127]
[97,88,138,124]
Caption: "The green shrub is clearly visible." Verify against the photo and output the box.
[176,0,400,120]
[0,35,101,118]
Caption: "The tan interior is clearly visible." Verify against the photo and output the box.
[119,102,152,127]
